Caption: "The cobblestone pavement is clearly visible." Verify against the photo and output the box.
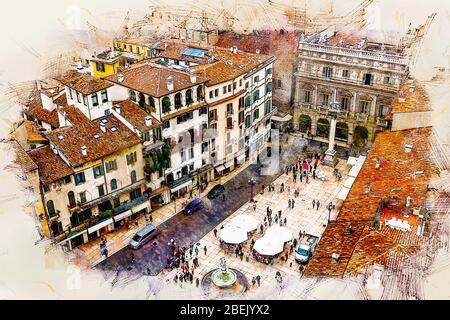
[95,133,308,275]
[160,157,348,293]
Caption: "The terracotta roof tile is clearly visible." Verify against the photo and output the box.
[23,119,47,143]
[27,146,73,184]
[388,80,433,117]
[106,62,208,97]
[45,105,141,167]
[112,100,160,132]
[11,140,38,173]
[56,70,113,95]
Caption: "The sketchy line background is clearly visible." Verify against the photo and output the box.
[0,0,449,299]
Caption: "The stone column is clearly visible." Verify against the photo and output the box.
[352,92,358,113]
[314,85,319,108]
[311,116,317,135]
[370,95,378,119]
[323,116,338,167]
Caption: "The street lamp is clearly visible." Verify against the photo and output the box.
[248,178,256,202]
[327,202,333,224]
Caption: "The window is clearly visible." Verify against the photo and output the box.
[266,68,272,75]
[322,67,333,78]
[74,172,86,185]
[67,191,76,207]
[265,100,272,115]
[136,47,140,54]
[223,86,227,94]
[266,82,272,93]
[239,97,244,109]
[277,80,282,89]
[79,191,87,204]
[254,76,259,83]
[319,93,330,107]
[96,62,105,72]
[76,92,81,103]
[214,89,219,97]
[105,159,117,172]
[143,131,151,142]
[68,88,73,100]
[228,84,232,92]
[101,90,108,102]
[245,96,251,108]
[185,89,193,105]
[202,142,208,153]
[342,70,349,78]
[174,93,182,109]
[46,200,56,217]
[93,165,104,178]
[98,184,105,197]
[177,112,193,124]
[245,82,249,89]
[126,151,138,165]
[209,109,217,121]
[233,82,237,90]
[198,106,207,116]
[91,93,99,106]
[384,76,394,84]
[245,115,251,128]
[239,111,244,124]
[303,90,311,103]
[239,79,243,87]
[110,179,118,190]
[227,117,233,130]
[63,176,71,184]
[363,73,373,85]
[130,170,137,183]
[162,97,171,113]
[83,95,88,106]
[226,103,233,115]
[341,97,350,111]
[162,120,170,129]
[129,90,136,101]
[253,108,259,120]
[209,91,213,99]
[42,184,50,193]
[253,90,260,102]
[359,101,369,113]
[196,85,204,101]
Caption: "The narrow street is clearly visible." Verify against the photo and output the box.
[97,134,307,275]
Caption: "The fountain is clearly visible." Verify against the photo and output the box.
[211,258,237,288]
[200,257,248,298]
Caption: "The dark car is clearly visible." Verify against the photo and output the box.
[207,184,225,199]
[182,198,203,215]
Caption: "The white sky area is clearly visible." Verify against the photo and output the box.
[0,0,449,299]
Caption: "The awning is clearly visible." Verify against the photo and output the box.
[132,201,149,213]
[346,156,359,166]
[224,159,234,169]
[170,179,192,193]
[336,187,351,201]
[226,215,259,232]
[253,236,284,256]
[237,153,246,164]
[271,113,293,122]
[343,176,356,189]
[265,226,292,243]
[348,165,363,178]
[215,164,226,172]
[219,226,248,244]
[58,229,87,245]
[88,218,113,234]
[113,209,132,222]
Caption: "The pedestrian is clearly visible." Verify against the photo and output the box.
[312,199,316,209]
[189,247,193,257]
[252,277,256,287]
[312,170,316,180]
[292,199,295,208]
[278,210,282,219]
[235,246,239,258]
[283,217,287,226]
[274,214,278,224]
[203,246,207,255]
[293,238,298,247]
[260,224,264,234]
[288,199,291,208]
[290,244,294,253]
[253,202,257,211]
[196,278,200,287]
[256,275,261,287]
[317,200,320,210]
[300,173,303,183]
[306,174,309,184]
[194,246,199,256]
[240,251,244,261]
[130,252,135,262]
[213,228,218,237]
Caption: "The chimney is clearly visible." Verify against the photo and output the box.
[81,145,87,156]
[100,122,106,132]
[114,104,121,114]
[404,143,413,153]
[118,73,124,82]
[190,70,197,84]
[255,48,260,54]
[375,158,381,169]
[167,75,174,91]
[145,115,152,126]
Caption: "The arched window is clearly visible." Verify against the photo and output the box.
[162,97,171,113]
[148,97,155,113]
[67,191,76,207]
[336,122,349,142]
[245,96,251,108]
[245,115,251,128]
[174,93,182,109]
[253,89,260,101]
[130,170,137,184]
[47,200,56,217]
[110,179,117,190]
[185,89,193,105]
[298,115,312,133]
[266,82,272,93]
[138,92,146,108]
[196,85,204,101]
[264,100,272,115]
[316,118,330,138]
[129,90,136,102]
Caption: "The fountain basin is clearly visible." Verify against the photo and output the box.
[211,268,237,288]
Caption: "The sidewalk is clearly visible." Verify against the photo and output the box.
[68,159,255,269]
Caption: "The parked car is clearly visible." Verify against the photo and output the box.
[295,234,319,264]
[182,198,204,215]
[207,184,225,199]
[129,224,158,249]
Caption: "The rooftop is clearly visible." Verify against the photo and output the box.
[106,62,208,97]
[385,79,433,120]
[11,140,38,173]
[305,127,436,277]
[112,100,160,132]
[45,105,141,167]
[27,146,74,184]
[23,119,47,143]
[56,70,113,95]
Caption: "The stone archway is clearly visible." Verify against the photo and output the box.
[316,118,330,138]
[353,126,369,150]
[298,114,312,133]
[335,122,349,142]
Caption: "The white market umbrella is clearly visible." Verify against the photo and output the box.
[265,225,293,243]
[227,215,259,232]
[253,236,284,256]
[219,226,248,244]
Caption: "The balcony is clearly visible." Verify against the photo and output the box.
[376,117,389,127]
[112,193,149,215]
[168,174,192,189]
[355,113,369,123]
